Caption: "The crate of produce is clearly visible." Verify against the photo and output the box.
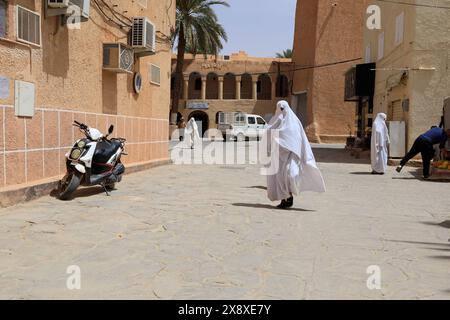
[431,160,450,178]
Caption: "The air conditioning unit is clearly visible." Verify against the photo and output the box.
[46,0,90,21]
[48,0,70,8]
[131,17,156,56]
[70,0,90,20]
[103,43,134,73]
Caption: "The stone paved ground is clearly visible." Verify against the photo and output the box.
[1,142,450,299]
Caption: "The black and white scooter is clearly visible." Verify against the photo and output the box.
[58,121,126,200]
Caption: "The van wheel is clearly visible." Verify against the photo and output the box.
[236,133,245,142]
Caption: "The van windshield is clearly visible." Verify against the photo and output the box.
[257,117,266,125]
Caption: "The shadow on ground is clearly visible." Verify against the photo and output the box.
[350,172,379,175]
[233,203,315,212]
[245,186,267,190]
[50,186,107,200]
[421,220,450,229]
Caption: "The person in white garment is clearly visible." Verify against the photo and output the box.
[265,101,326,209]
[371,113,390,174]
[185,117,201,149]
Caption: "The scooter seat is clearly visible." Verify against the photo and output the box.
[93,140,122,164]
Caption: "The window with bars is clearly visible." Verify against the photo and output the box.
[16,5,41,47]
[149,64,161,86]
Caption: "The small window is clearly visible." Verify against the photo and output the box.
[149,64,161,85]
[395,12,404,46]
[378,32,384,60]
[0,0,6,38]
[16,5,41,47]
[248,117,256,125]
[257,117,266,125]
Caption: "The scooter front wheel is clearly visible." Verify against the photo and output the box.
[58,171,81,200]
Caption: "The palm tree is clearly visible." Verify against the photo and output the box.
[172,0,229,113]
[276,49,293,59]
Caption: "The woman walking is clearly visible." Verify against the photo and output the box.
[371,113,390,174]
[185,117,201,149]
[266,101,326,209]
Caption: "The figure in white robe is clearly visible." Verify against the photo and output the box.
[265,101,326,209]
[185,118,201,149]
[371,113,390,174]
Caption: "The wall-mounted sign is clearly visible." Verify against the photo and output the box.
[201,62,224,70]
[187,101,209,110]
[133,72,143,94]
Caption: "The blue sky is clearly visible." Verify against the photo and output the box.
[214,0,297,57]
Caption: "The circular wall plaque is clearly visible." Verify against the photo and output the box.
[133,72,143,94]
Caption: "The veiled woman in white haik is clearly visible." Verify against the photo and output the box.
[185,117,201,149]
[265,101,326,209]
[371,113,390,174]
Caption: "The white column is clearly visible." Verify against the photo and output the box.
[183,76,189,101]
[201,76,207,100]
[235,76,241,100]
[252,78,258,100]
[218,76,224,100]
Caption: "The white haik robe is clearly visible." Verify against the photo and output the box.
[185,118,201,148]
[371,113,390,173]
[265,101,326,202]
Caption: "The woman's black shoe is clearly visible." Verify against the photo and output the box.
[285,196,294,208]
[277,200,288,209]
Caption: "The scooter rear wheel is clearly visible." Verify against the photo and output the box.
[58,171,81,200]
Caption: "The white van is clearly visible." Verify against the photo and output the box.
[217,112,268,142]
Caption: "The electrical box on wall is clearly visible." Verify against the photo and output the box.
[14,80,35,117]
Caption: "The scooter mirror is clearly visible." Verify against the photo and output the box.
[108,125,114,135]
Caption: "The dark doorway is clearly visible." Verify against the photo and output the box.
[188,111,209,137]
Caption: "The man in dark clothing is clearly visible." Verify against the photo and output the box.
[396,127,450,178]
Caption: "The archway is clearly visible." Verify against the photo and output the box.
[241,73,252,99]
[188,110,209,137]
[257,74,272,100]
[223,73,236,100]
[276,74,289,98]
[206,73,219,100]
[188,72,202,100]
